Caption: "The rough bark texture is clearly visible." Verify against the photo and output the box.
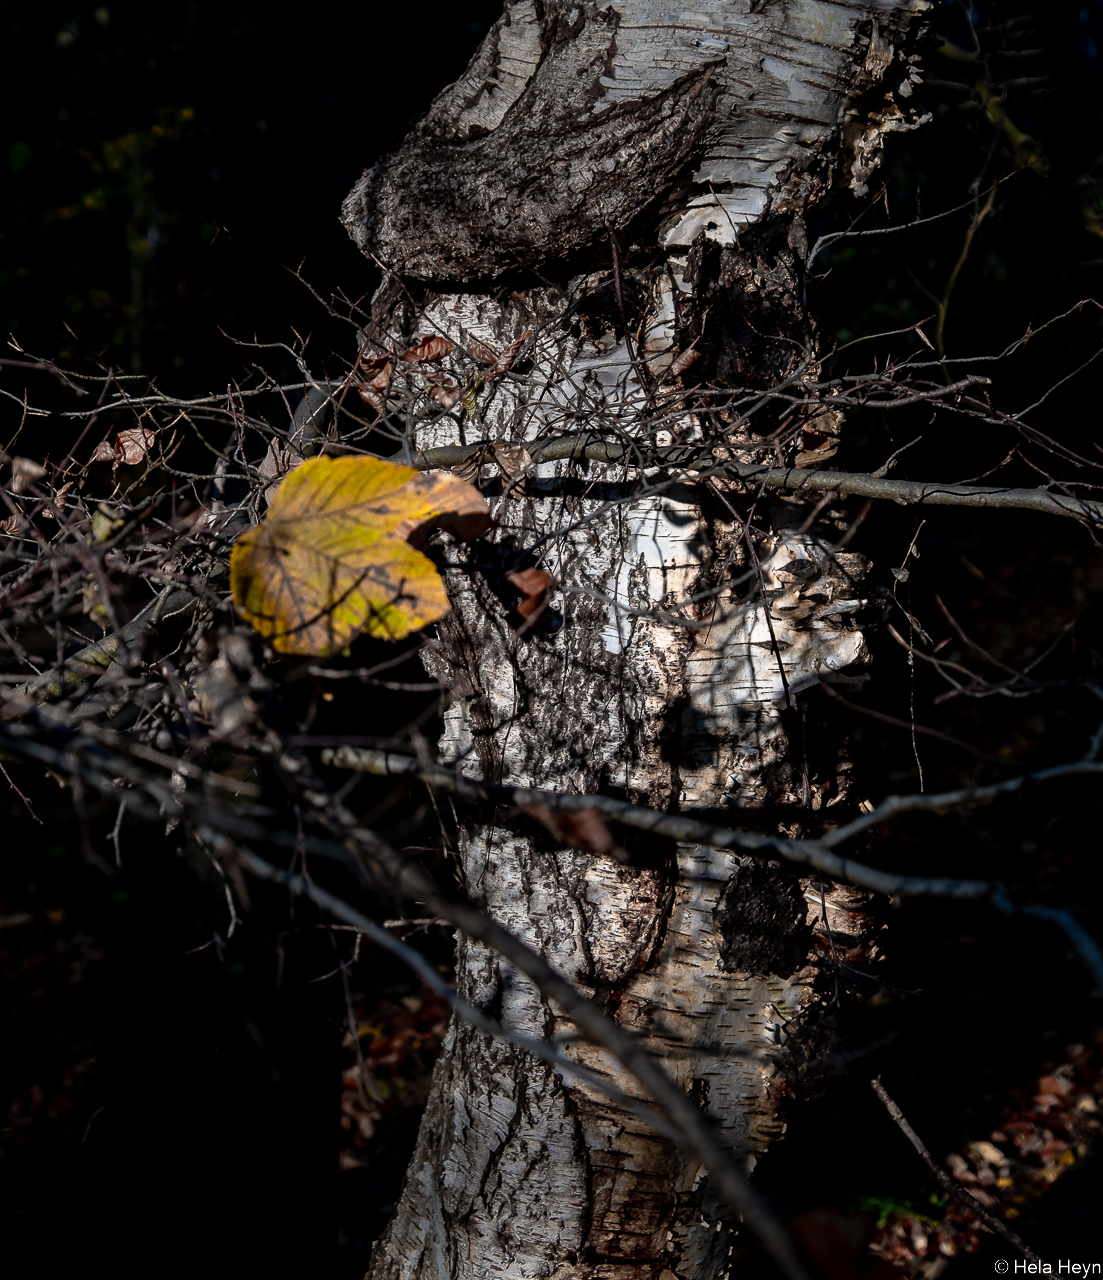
[344,0,928,281]
[342,3,927,1277]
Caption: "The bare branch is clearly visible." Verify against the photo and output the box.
[321,746,996,900]
[410,433,1103,528]
[322,745,1103,990]
[0,715,812,1280]
[237,847,690,1147]
[870,1078,1046,1266]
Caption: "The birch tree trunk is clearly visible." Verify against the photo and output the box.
[342,3,929,1276]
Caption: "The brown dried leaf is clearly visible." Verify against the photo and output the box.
[507,567,551,620]
[356,354,394,411]
[492,443,532,485]
[486,330,534,381]
[0,515,20,536]
[115,428,156,467]
[794,409,842,469]
[670,346,700,377]
[468,339,499,366]
[802,407,843,438]
[525,803,622,860]
[359,353,394,391]
[90,440,116,463]
[424,373,461,410]
[41,481,73,520]
[450,447,487,484]
[800,429,836,452]
[10,456,47,495]
[401,335,454,364]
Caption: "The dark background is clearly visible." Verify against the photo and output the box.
[3,1,1103,1277]
[0,1,501,1274]
[2,0,504,386]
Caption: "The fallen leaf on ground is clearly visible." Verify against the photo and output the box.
[230,455,492,656]
[401,335,454,363]
[10,457,47,494]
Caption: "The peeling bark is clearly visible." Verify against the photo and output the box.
[343,3,926,1277]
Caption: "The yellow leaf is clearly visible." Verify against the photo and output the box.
[230,455,491,656]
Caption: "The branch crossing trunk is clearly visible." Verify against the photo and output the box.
[342,2,929,1275]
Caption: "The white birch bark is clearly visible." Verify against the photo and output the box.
[341,3,927,1276]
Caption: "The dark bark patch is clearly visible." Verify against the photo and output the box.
[343,56,722,282]
[714,859,809,977]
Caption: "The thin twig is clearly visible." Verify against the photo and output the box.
[870,1078,1046,1266]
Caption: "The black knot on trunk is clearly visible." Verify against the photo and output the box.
[714,859,809,977]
